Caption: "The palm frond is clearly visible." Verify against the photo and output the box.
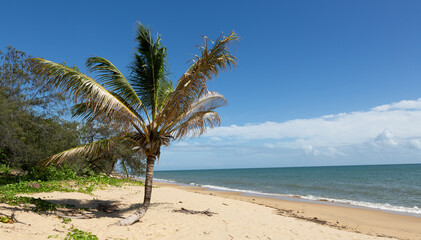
[72,98,146,134]
[171,111,221,140]
[72,102,103,122]
[157,79,174,112]
[162,91,227,133]
[85,56,150,122]
[29,58,145,130]
[181,91,227,120]
[39,138,125,166]
[157,31,237,128]
[130,22,168,120]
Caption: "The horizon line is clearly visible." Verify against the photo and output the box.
[155,162,421,172]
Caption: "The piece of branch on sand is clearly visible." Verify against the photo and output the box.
[0,213,24,224]
[172,208,217,217]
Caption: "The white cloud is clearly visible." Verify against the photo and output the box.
[158,98,421,170]
[372,98,421,111]
[373,129,398,146]
[205,98,421,149]
[303,145,320,156]
[210,136,222,141]
[172,142,191,147]
[409,139,421,149]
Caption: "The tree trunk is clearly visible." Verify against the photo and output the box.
[121,160,130,179]
[115,156,155,226]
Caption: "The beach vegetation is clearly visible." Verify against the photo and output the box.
[0,46,80,170]
[0,166,143,214]
[65,227,98,240]
[28,22,238,225]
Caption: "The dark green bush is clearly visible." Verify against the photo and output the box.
[24,166,78,181]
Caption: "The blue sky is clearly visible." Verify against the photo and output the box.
[2,0,421,169]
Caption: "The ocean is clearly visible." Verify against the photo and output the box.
[154,164,421,216]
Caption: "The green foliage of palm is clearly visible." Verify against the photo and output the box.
[29,22,238,225]
[77,120,146,176]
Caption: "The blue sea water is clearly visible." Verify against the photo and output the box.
[154,164,421,215]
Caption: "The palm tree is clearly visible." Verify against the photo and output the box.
[29,23,238,225]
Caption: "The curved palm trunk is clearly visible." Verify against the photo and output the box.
[115,156,155,226]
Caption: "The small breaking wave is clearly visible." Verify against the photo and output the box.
[154,178,421,215]
[299,195,421,215]
[154,178,176,183]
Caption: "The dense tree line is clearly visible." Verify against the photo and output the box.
[0,46,79,170]
[0,46,144,175]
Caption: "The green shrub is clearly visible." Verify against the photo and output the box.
[24,166,78,181]
[62,217,72,224]
[0,164,10,177]
[65,227,98,240]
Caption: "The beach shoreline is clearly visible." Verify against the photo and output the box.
[155,181,421,240]
[154,178,421,218]
[1,180,419,239]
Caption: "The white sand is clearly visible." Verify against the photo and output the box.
[0,185,396,240]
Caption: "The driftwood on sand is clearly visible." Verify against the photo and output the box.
[172,207,217,217]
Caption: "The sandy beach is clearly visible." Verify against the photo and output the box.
[1,182,420,240]
[159,182,421,240]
